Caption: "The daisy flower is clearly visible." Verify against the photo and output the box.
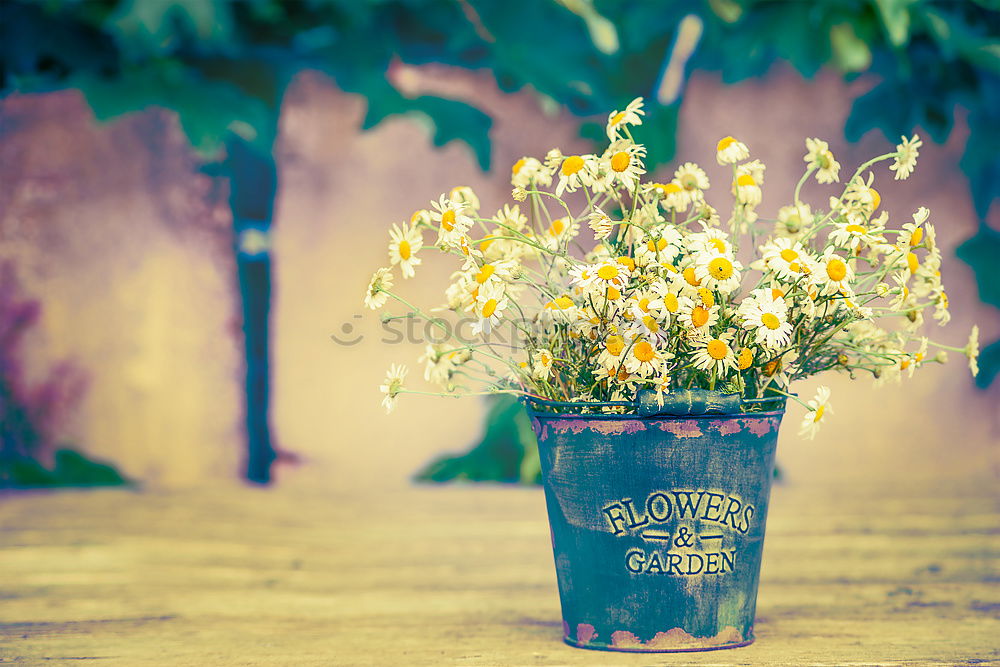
[716,136,749,165]
[890,134,922,180]
[636,230,683,265]
[510,156,552,189]
[648,181,690,211]
[364,267,394,310]
[388,221,423,278]
[691,333,738,377]
[828,219,885,251]
[734,173,762,207]
[471,283,509,335]
[603,140,646,190]
[737,346,755,371]
[804,137,840,183]
[430,195,474,246]
[379,364,407,413]
[693,250,743,293]
[679,299,720,333]
[582,259,631,292]
[686,223,732,256]
[543,216,580,250]
[675,162,710,200]
[775,203,812,240]
[741,298,793,349]
[966,325,980,377]
[555,154,597,197]
[761,238,812,282]
[798,386,832,440]
[542,295,580,324]
[814,248,855,296]
[898,207,929,248]
[933,288,951,325]
[588,207,617,241]
[623,338,665,379]
[606,97,644,141]
[596,334,627,375]
[419,344,467,387]
[448,186,480,213]
[531,348,555,381]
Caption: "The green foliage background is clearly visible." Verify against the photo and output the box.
[1,0,997,483]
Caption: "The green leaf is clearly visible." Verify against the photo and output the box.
[107,0,234,59]
[975,339,1000,388]
[874,0,914,47]
[830,22,872,72]
[361,83,492,170]
[956,224,1000,310]
[72,61,275,157]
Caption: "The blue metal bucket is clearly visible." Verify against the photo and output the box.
[527,401,783,652]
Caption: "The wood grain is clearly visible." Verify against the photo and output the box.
[0,479,997,666]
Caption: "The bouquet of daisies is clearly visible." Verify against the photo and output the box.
[364,97,979,439]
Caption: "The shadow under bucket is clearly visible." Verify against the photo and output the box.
[528,404,783,652]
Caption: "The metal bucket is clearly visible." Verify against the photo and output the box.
[528,403,783,652]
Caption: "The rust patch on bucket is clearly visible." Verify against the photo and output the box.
[610,625,744,650]
[576,623,597,644]
[655,420,703,438]
[548,419,646,436]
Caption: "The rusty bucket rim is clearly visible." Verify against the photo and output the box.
[522,398,785,421]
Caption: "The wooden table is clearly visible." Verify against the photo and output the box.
[1,479,997,665]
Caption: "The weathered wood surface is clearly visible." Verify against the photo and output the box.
[0,479,997,666]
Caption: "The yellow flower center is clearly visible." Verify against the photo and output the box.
[411,210,425,224]
[642,315,660,332]
[940,291,949,308]
[663,293,679,312]
[633,341,655,362]
[780,248,799,262]
[698,288,715,307]
[911,228,924,246]
[610,111,626,125]
[736,174,756,187]
[691,306,709,327]
[707,339,729,360]
[771,288,785,299]
[606,335,625,356]
[709,238,727,253]
[610,151,631,172]
[869,188,881,210]
[555,296,574,310]
[479,238,493,252]
[475,264,495,284]
[827,258,847,282]
[738,348,753,370]
[481,298,498,318]
[846,224,866,234]
[617,256,635,271]
[761,313,781,330]
[606,286,622,300]
[763,359,780,377]
[907,252,919,273]
[561,156,585,176]
[788,262,801,273]
[647,238,668,252]
[813,404,825,422]
[638,297,651,313]
[398,240,411,260]
[708,257,734,280]
[441,209,456,231]
[717,136,737,152]
[549,218,566,236]
[511,158,525,176]
[684,267,701,286]
[597,265,620,281]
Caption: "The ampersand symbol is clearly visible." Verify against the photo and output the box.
[674,526,694,548]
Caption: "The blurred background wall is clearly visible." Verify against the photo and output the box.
[1,0,997,491]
